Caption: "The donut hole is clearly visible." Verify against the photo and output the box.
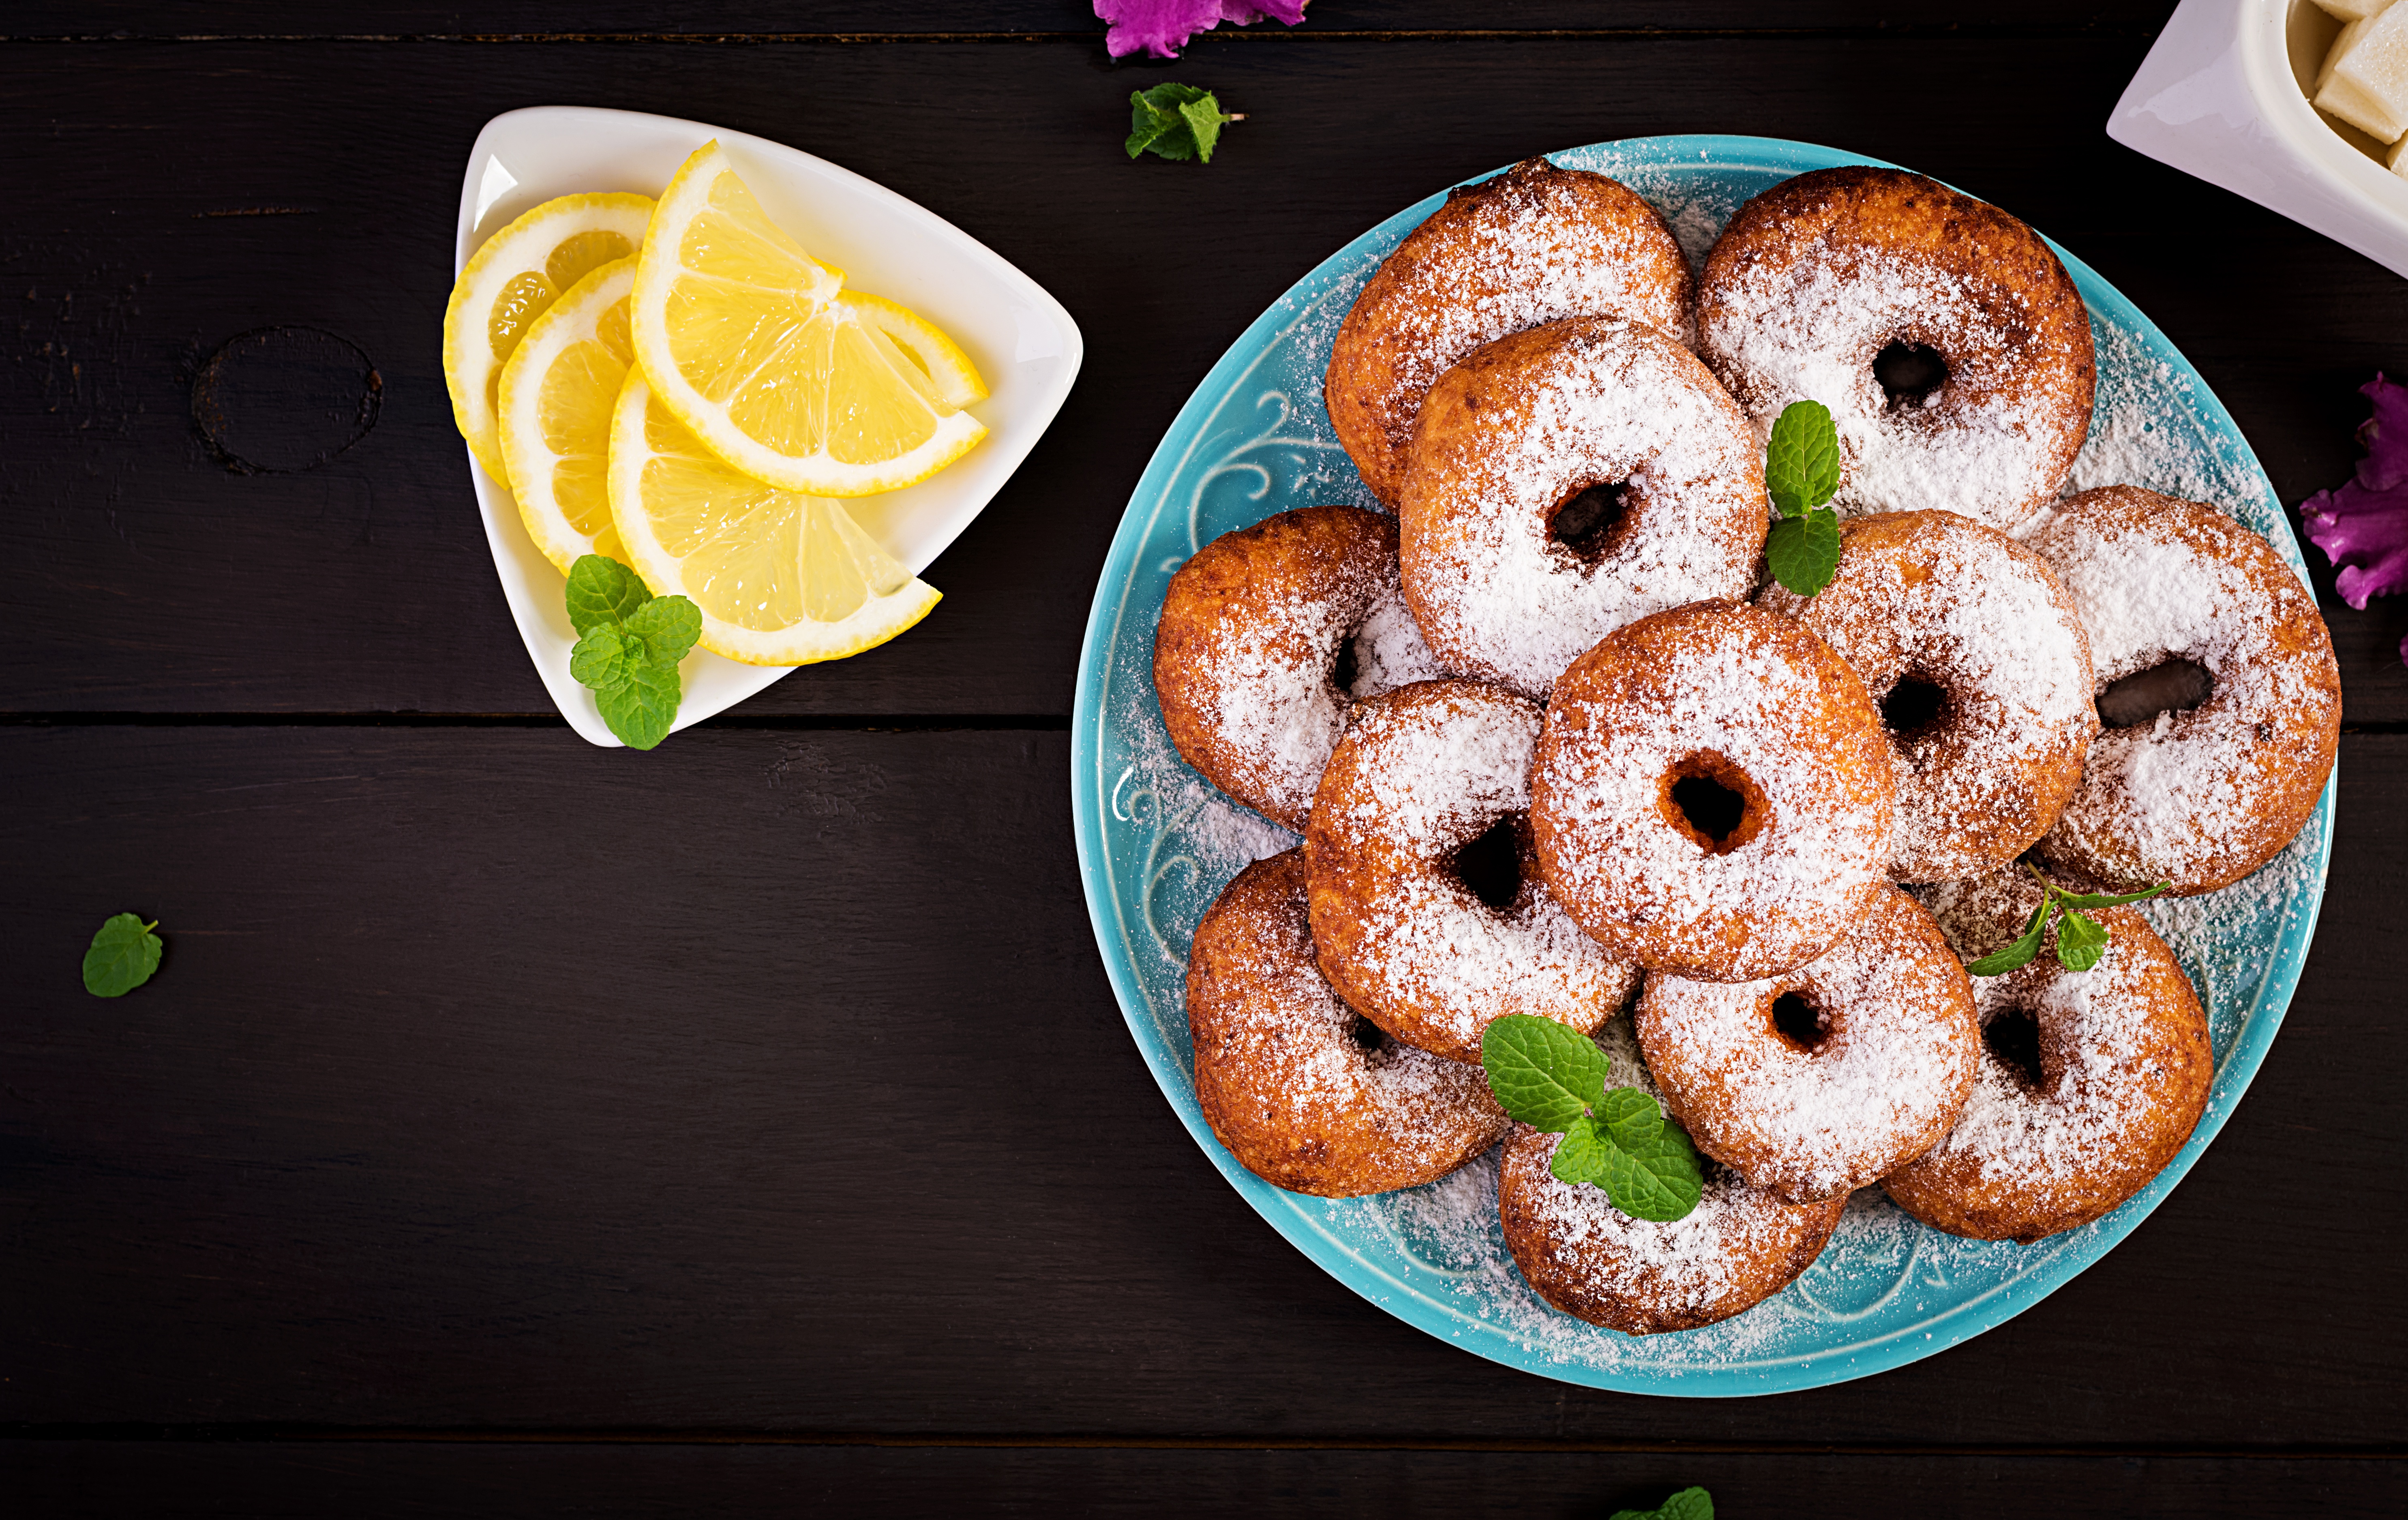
[1662,753,1768,856]
[1881,673,1950,740]
[1873,341,1948,411]
[1548,480,1631,565]
[1768,989,1832,1055]
[1330,636,1362,697]
[1451,815,1525,911]
[1345,1014,1392,1055]
[1982,1006,2046,1090]
[2097,656,2215,730]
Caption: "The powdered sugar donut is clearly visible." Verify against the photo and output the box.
[1530,600,1896,983]
[1635,885,1979,1203]
[1884,866,2213,1242]
[1759,510,2098,883]
[1154,506,1448,831]
[1305,679,1639,1064]
[1188,850,1509,1198]
[2025,486,2341,897]
[1399,317,1769,698]
[1325,157,1694,506]
[1697,167,2095,532]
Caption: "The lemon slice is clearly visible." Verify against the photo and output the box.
[628,141,987,497]
[840,290,989,410]
[444,191,654,485]
[608,370,942,665]
[496,256,638,573]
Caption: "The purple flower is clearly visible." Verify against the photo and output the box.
[1096,0,1306,60]
[2301,373,2408,663]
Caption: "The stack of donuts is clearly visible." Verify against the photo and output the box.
[1157,161,2343,1336]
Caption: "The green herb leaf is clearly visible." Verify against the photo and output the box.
[566,553,653,638]
[1765,399,1840,516]
[1965,896,2051,978]
[1480,1014,1609,1132]
[1126,83,1236,164]
[1550,1113,1615,1186]
[566,555,700,750]
[1600,1121,1705,1222]
[1765,507,1843,596]
[82,913,163,997]
[1596,1085,1664,1151]
[2055,883,2170,910]
[2055,908,2110,971]
[1610,1489,1716,1520]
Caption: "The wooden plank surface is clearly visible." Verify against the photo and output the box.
[3,727,2399,1446]
[4,34,2404,720]
[7,1442,2402,1518]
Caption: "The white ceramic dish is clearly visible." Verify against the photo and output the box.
[2110,0,2408,280]
[452,107,1083,746]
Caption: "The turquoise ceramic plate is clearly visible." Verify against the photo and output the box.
[1070,135,2334,1395]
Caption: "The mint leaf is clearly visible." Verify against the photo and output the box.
[2056,883,2170,910]
[1766,507,1842,596]
[1765,399,1840,516]
[593,655,683,751]
[569,623,632,688]
[1600,1122,1705,1222]
[1551,1113,1615,1186]
[1660,1490,1716,1520]
[1126,83,1238,164]
[2055,908,2110,971]
[1966,896,2051,978]
[83,913,163,997]
[1596,1085,1664,1151]
[1480,1014,1609,1132]
[625,593,701,667]
[566,553,652,637]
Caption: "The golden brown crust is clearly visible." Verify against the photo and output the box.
[1303,679,1639,1063]
[1153,505,1443,831]
[1759,510,2099,883]
[2025,486,2341,896]
[1396,316,1769,698]
[1187,851,1510,1198]
[1498,1128,1846,1334]
[1883,868,2214,1242]
[1636,885,1980,1203]
[1697,167,2094,532]
[1530,600,1896,982]
[1327,158,1693,505]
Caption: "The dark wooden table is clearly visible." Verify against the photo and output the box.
[5,4,2403,1514]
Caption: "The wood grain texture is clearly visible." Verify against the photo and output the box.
[2,35,2402,720]
[6,1442,2404,1518]
[2,727,2398,1445]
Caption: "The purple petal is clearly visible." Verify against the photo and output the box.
[2302,373,2408,611]
[1096,0,1303,59]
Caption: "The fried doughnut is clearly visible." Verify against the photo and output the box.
[1154,505,1447,831]
[1305,679,1639,1064]
[1187,850,1509,1198]
[1759,510,2098,883]
[2026,486,2341,896]
[1325,157,1693,506]
[1697,166,2095,532]
[1635,884,1980,1203]
[1497,1016,1846,1333]
[1398,317,1769,698]
[1530,600,1895,983]
[1884,866,2213,1242]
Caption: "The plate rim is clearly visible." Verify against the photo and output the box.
[1068,132,2335,1396]
[452,104,1085,747]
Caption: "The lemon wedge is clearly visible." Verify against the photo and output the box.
[607,370,942,665]
[496,257,638,573]
[628,142,987,496]
[443,191,654,485]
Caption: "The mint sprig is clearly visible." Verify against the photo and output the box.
[1479,1015,1703,1223]
[1125,83,1241,164]
[1763,399,1843,597]
[1964,864,2169,976]
[566,555,701,751]
[83,913,163,997]
[1611,1488,1714,1520]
